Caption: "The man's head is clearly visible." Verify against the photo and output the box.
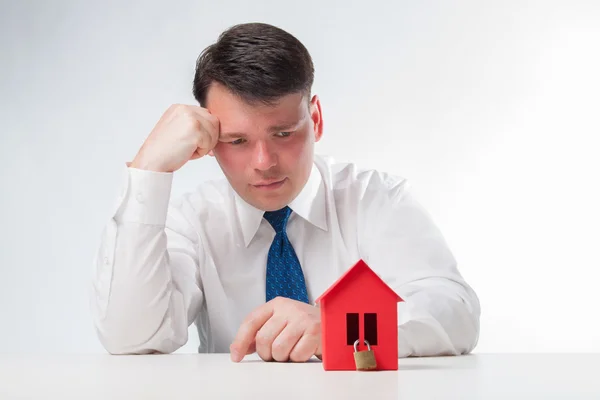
[193,23,323,212]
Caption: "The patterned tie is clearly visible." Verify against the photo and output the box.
[263,206,309,304]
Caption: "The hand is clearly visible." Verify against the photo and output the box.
[130,104,220,173]
[230,297,322,363]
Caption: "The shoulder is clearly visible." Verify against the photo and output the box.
[167,176,234,229]
[315,154,411,205]
[171,176,230,207]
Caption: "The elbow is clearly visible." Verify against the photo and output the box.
[94,314,188,355]
[455,311,480,355]
[99,338,175,356]
[451,290,481,355]
[397,282,481,357]
[98,334,152,355]
[91,293,189,355]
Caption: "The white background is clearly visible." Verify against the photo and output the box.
[1,0,598,354]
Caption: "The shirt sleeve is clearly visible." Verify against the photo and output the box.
[358,175,481,357]
[90,166,204,354]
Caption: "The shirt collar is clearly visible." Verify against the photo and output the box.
[234,162,328,247]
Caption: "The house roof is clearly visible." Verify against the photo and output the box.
[315,259,403,304]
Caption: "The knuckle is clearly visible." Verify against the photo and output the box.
[298,313,313,324]
[275,296,290,306]
[269,296,282,307]
[181,108,194,118]
[190,118,204,132]
[178,107,195,119]
[255,332,270,347]
[273,339,286,350]
[195,133,206,148]
[306,322,321,336]
[271,338,286,355]
[313,320,321,330]
[172,104,187,114]
[274,296,284,305]
[206,113,219,128]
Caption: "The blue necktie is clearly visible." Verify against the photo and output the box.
[264,206,309,303]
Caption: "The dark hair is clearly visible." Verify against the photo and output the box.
[193,23,314,106]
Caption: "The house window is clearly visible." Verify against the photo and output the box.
[364,313,378,345]
[346,313,359,345]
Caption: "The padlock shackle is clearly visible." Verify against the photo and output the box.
[353,339,371,352]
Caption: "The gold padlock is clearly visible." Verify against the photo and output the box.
[353,339,377,371]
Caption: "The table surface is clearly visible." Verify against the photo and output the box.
[0,353,598,399]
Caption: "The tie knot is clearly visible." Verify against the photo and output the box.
[264,206,292,234]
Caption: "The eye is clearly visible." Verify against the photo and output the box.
[276,132,293,138]
[230,138,246,145]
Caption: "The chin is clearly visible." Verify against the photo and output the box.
[245,192,293,212]
[253,198,289,212]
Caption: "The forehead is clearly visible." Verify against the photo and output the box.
[205,83,307,132]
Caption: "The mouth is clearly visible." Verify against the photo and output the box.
[252,178,287,190]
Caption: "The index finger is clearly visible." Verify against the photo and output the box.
[230,302,274,362]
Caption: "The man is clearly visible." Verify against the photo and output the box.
[91,22,480,362]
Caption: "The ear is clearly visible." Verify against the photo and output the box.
[309,95,323,142]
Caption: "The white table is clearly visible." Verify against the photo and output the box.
[0,353,598,399]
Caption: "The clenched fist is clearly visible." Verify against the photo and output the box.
[130,104,220,173]
[230,297,322,363]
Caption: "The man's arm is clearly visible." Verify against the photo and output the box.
[358,178,481,357]
[90,104,219,354]
[90,167,204,354]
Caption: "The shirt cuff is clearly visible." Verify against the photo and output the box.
[114,166,174,226]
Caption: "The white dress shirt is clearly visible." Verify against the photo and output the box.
[90,154,481,356]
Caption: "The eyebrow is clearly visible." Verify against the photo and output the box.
[220,121,300,140]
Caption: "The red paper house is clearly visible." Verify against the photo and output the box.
[315,259,403,371]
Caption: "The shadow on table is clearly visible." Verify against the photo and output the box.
[240,358,323,364]
[240,354,478,370]
[398,354,479,370]
[398,364,453,370]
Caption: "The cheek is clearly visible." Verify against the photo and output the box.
[286,134,313,165]
[213,145,233,172]
[214,146,247,178]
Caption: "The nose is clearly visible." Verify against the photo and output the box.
[252,140,277,171]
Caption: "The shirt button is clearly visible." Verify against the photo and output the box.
[136,192,144,203]
[103,257,110,265]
